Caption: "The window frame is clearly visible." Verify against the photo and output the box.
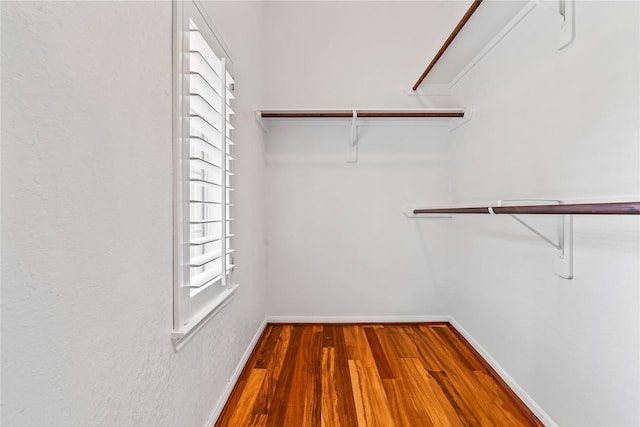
[171,0,237,351]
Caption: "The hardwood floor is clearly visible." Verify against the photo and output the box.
[215,323,543,427]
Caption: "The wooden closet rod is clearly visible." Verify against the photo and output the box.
[413,202,640,216]
[412,0,484,91]
[260,111,465,118]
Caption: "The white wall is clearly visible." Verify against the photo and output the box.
[265,122,454,317]
[1,1,266,426]
[446,2,640,425]
[262,0,473,109]
[262,1,470,318]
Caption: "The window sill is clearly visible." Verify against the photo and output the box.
[171,283,239,352]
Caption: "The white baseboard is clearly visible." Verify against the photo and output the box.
[265,314,452,323]
[204,315,556,427]
[203,318,268,427]
[448,317,558,427]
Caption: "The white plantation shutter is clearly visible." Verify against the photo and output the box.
[188,19,234,290]
[173,1,237,351]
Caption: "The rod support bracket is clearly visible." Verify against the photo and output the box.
[255,111,267,132]
[347,110,358,163]
[535,0,574,49]
[557,0,574,50]
[499,200,573,279]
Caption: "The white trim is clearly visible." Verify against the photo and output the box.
[220,58,228,290]
[449,317,558,426]
[171,284,239,352]
[203,318,269,427]
[192,0,234,64]
[172,0,192,332]
[172,0,238,350]
[265,315,451,324]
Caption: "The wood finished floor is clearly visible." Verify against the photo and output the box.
[215,323,542,427]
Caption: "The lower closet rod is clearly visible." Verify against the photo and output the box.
[413,202,640,216]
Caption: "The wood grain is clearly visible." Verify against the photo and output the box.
[214,323,543,427]
[321,347,340,427]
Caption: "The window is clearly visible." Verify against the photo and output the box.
[172,0,236,351]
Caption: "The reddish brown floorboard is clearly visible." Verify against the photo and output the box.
[215,323,543,427]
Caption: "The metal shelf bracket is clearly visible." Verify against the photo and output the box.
[449,106,474,133]
[557,0,575,49]
[535,0,575,49]
[498,200,573,279]
[347,110,358,163]
[255,111,268,132]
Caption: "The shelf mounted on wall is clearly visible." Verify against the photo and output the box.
[257,108,467,163]
[410,0,575,95]
[405,200,640,279]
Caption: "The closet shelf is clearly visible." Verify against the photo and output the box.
[412,0,484,91]
[259,109,465,119]
[257,109,467,163]
[411,0,573,93]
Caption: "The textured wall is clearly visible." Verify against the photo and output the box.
[1,1,266,426]
[445,2,640,425]
[4,1,638,425]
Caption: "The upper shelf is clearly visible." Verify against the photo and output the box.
[412,0,485,91]
[259,109,465,119]
[412,0,573,92]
